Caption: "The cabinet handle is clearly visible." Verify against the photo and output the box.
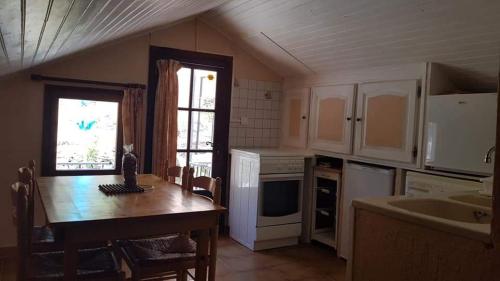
[356,117,362,122]
[346,117,352,121]
[301,116,307,120]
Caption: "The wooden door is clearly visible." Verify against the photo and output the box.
[309,85,356,154]
[354,80,419,162]
[281,88,310,148]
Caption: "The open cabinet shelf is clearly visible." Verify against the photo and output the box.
[311,166,341,249]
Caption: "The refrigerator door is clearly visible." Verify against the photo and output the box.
[339,163,395,260]
[425,93,497,175]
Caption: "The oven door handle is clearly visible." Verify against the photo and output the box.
[259,173,304,180]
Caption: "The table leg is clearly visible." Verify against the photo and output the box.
[63,231,78,281]
[195,229,210,281]
[208,225,219,281]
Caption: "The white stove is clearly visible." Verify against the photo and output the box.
[229,148,312,250]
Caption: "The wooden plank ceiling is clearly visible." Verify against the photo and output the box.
[201,0,500,86]
[0,0,228,76]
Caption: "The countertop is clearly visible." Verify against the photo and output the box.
[352,194,492,244]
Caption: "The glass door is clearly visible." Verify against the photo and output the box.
[176,66,218,177]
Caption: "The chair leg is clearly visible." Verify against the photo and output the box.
[179,270,188,281]
[131,270,141,281]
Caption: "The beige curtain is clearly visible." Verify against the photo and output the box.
[122,87,145,172]
[152,59,182,181]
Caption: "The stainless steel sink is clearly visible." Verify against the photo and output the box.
[388,198,491,224]
[448,194,492,208]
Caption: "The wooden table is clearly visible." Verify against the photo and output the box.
[37,174,226,281]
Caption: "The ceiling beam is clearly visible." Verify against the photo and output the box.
[41,0,76,63]
[0,28,10,66]
[20,0,26,66]
[31,0,54,65]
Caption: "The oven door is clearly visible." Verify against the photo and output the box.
[257,173,303,227]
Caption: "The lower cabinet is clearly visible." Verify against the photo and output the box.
[310,166,341,248]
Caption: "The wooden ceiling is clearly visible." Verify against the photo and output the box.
[202,0,500,86]
[0,0,228,76]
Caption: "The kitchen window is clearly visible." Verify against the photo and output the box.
[42,85,123,176]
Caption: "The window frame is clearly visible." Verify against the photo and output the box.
[41,85,123,176]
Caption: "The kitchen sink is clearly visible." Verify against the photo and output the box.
[388,198,491,224]
[448,194,492,208]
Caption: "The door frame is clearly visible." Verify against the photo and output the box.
[144,46,233,203]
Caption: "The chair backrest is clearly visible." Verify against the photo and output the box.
[189,176,222,205]
[167,166,182,178]
[16,167,35,229]
[181,166,194,191]
[12,182,31,280]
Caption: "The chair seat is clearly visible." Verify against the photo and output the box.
[29,247,121,280]
[193,188,213,200]
[33,225,55,244]
[118,235,197,266]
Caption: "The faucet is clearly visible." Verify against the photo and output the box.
[484,146,496,164]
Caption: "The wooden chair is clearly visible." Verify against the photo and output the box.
[167,166,182,184]
[114,170,221,281]
[16,164,62,252]
[13,182,124,281]
[182,166,194,191]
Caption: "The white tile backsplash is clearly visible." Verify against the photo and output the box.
[230,78,282,148]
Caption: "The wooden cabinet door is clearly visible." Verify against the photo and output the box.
[281,88,310,148]
[354,80,419,162]
[309,85,356,154]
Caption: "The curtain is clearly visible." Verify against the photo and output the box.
[122,87,145,172]
[152,59,182,181]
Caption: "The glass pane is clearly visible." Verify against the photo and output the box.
[190,152,212,177]
[176,152,187,167]
[192,69,217,109]
[177,110,189,149]
[56,98,118,171]
[177,67,191,108]
[262,180,299,217]
[190,111,215,150]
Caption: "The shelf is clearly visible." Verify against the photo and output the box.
[312,231,336,248]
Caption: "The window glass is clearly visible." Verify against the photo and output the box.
[56,98,119,171]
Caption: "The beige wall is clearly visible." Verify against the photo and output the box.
[0,19,281,247]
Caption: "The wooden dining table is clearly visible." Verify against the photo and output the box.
[37,174,226,281]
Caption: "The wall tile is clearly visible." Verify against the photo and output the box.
[229,78,282,149]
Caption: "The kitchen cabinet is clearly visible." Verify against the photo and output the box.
[311,166,342,248]
[281,88,310,148]
[309,85,356,154]
[354,80,419,163]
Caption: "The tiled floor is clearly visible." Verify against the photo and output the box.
[0,237,345,281]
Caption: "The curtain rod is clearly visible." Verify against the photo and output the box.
[30,74,147,89]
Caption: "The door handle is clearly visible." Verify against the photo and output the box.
[206,141,214,147]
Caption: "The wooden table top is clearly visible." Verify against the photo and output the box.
[38,174,226,226]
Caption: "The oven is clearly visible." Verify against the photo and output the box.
[256,157,304,227]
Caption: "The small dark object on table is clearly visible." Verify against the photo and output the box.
[99,184,144,195]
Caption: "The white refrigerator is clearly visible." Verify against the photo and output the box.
[339,163,395,260]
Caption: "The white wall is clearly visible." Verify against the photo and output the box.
[284,63,426,90]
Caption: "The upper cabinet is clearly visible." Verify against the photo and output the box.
[354,80,420,163]
[309,85,356,154]
[281,88,310,148]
